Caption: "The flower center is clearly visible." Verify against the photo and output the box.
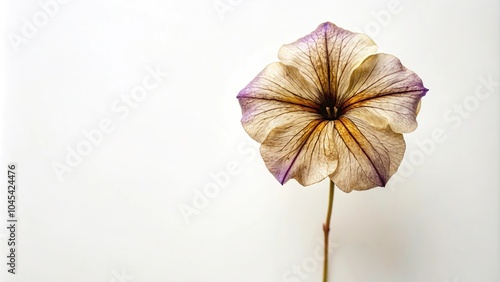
[320,105,340,120]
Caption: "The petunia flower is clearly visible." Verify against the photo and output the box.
[237,22,428,193]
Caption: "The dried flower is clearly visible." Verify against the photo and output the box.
[237,22,428,192]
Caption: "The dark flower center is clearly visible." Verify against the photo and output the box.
[319,101,341,120]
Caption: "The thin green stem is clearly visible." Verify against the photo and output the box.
[322,180,335,282]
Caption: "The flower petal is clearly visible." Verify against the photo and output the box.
[237,62,322,143]
[340,53,428,133]
[330,115,405,192]
[260,119,338,186]
[278,22,377,104]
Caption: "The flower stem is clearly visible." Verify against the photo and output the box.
[322,180,335,282]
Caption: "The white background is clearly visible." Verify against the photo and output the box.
[1,0,499,281]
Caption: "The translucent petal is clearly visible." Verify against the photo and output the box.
[279,22,377,104]
[340,53,428,133]
[260,119,338,186]
[237,62,321,143]
[330,115,405,192]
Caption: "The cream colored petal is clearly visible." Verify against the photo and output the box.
[237,62,322,143]
[260,119,338,186]
[278,22,377,103]
[340,53,428,133]
[330,115,405,192]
